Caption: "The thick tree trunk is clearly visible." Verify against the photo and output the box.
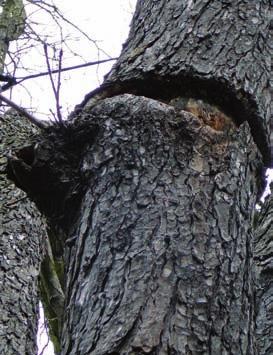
[61,2,271,353]
[60,94,262,354]
[75,0,272,167]
[0,111,46,355]
[5,1,272,354]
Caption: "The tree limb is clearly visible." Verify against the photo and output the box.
[1,58,118,91]
[0,93,47,129]
[43,44,64,126]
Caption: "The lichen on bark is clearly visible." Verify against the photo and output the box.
[0,0,25,70]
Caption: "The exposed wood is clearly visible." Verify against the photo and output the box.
[74,1,272,167]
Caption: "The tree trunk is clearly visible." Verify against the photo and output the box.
[62,1,272,353]
[0,111,46,355]
[61,94,263,354]
[5,1,272,354]
[254,191,273,355]
[74,0,272,167]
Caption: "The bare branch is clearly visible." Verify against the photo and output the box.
[43,44,64,126]
[1,57,117,91]
[43,44,57,96]
[0,93,46,129]
[56,48,63,125]
[18,57,117,82]
[26,0,112,58]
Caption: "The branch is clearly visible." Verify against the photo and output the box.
[56,49,63,125]
[43,44,64,125]
[1,57,118,91]
[0,93,47,129]
[27,0,112,59]
[18,58,117,83]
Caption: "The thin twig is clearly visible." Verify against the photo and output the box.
[49,108,58,124]
[27,0,112,58]
[1,58,117,91]
[43,44,64,125]
[56,48,63,124]
[43,44,57,97]
[16,58,117,83]
[0,93,46,129]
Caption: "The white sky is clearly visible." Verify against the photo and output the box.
[9,0,136,120]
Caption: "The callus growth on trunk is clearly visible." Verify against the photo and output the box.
[5,1,272,354]
[77,0,272,167]
[62,95,262,354]
[60,2,271,352]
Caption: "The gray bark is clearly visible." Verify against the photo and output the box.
[0,111,46,355]
[59,94,263,354]
[7,93,266,354]
[75,0,272,167]
[254,190,273,355]
[4,1,273,354]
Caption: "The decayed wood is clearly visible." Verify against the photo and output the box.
[74,0,272,167]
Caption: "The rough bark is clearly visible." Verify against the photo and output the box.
[39,227,65,354]
[74,0,272,167]
[8,94,264,354]
[4,1,273,354]
[0,111,46,355]
[54,94,262,354]
[254,189,273,355]
[5,118,98,353]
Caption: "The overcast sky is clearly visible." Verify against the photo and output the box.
[9,0,136,120]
